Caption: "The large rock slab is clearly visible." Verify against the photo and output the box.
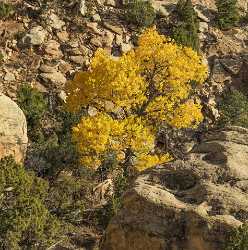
[102,126,248,250]
[0,94,28,163]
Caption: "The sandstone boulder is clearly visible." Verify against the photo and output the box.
[102,126,248,250]
[0,94,28,163]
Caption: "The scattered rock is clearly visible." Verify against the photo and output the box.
[70,55,86,65]
[105,0,116,7]
[47,13,65,30]
[152,2,170,17]
[195,7,210,22]
[90,36,103,47]
[92,13,101,22]
[40,71,67,87]
[58,61,73,74]
[102,30,115,48]
[103,22,123,35]
[22,26,47,46]
[58,90,67,103]
[87,22,102,35]
[79,0,87,16]
[39,64,57,73]
[4,71,15,82]
[44,40,63,59]
[88,106,98,116]
[57,30,69,42]
[199,22,208,33]
[120,43,133,53]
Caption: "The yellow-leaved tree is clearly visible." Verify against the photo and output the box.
[65,27,208,171]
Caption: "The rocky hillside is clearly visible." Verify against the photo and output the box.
[0,0,248,114]
[103,126,248,250]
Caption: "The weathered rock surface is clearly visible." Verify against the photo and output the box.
[0,94,28,163]
[102,126,248,250]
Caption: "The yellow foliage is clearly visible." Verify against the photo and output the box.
[66,27,208,171]
[135,153,172,171]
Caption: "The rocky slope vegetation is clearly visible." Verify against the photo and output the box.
[1,0,248,249]
[103,126,248,250]
[0,0,248,123]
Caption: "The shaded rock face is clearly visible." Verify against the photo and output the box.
[102,127,248,250]
[0,94,28,163]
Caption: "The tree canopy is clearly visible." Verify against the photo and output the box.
[65,28,208,171]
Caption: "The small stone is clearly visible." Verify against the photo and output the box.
[58,90,67,103]
[69,48,82,56]
[87,22,101,35]
[199,22,209,33]
[103,22,123,35]
[44,40,63,59]
[40,71,66,86]
[59,61,72,74]
[102,30,114,48]
[194,7,210,23]
[92,14,101,22]
[104,100,115,112]
[152,3,169,17]
[91,36,103,47]
[121,43,133,53]
[105,0,116,7]
[68,40,79,48]
[57,31,69,42]
[47,13,65,30]
[4,71,15,82]
[115,34,123,46]
[88,106,98,116]
[70,56,86,65]
[39,64,57,73]
[79,0,87,16]
[32,81,48,93]
[22,26,47,45]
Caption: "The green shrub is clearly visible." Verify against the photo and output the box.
[226,223,248,250]
[17,84,48,129]
[97,173,128,229]
[47,175,91,224]
[172,0,199,51]
[0,157,61,250]
[26,109,82,178]
[125,0,156,27]
[216,0,240,30]
[0,2,14,19]
[218,89,248,128]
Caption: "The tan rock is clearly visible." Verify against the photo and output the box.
[103,127,248,250]
[103,22,123,35]
[22,26,47,46]
[58,61,72,74]
[91,36,103,47]
[0,94,28,163]
[39,64,57,73]
[87,22,102,35]
[57,30,69,42]
[44,40,63,59]
[70,55,86,65]
[40,71,66,87]
[47,13,65,30]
